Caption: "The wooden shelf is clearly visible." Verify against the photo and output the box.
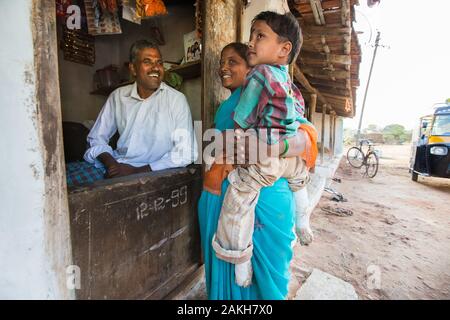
[90,81,133,96]
[168,60,201,80]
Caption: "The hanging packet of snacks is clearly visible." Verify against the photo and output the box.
[56,0,72,22]
[55,0,72,18]
[136,0,168,19]
[122,0,142,24]
[85,0,122,35]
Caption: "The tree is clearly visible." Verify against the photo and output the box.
[382,124,411,144]
[344,128,357,145]
[365,124,380,133]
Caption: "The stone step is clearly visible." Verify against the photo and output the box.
[295,268,358,300]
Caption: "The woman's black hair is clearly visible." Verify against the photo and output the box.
[221,42,250,66]
[252,11,302,64]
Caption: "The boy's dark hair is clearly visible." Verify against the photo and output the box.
[129,39,161,63]
[221,42,250,66]
[253,11,302,64]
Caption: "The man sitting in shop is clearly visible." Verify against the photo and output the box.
[66,39,198,187]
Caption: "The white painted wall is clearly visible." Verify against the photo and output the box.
[312,112,345,158]
[335,117,344,156]
[0,1,71,299]
[58,33,120,123]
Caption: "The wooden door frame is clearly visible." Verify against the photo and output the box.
[32,1,74,299]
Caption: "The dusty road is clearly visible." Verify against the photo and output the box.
[290,144,450,300]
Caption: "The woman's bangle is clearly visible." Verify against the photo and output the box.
[280,139,289,157]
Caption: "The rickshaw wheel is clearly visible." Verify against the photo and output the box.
[411,171,418,182]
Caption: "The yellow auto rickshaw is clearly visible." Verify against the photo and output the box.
[409,103,450,181]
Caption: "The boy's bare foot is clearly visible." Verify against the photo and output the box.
[297,225,314,246]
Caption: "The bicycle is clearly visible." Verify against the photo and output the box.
[346,139,379,178]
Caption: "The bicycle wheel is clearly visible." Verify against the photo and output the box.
[365,151,379,178]
[347,147,364,168]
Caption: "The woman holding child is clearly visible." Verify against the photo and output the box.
[198,11,317,300]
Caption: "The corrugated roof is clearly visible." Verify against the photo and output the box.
[289,0,362,118]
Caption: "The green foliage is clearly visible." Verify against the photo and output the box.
[164,71,183,90]
[344,128,357,146]
[344,124,412,146]
[382,124,412,144]
[364,124,380,133]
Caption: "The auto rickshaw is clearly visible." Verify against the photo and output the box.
[409,103,450,181]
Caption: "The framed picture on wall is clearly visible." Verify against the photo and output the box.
[183,30,201,63]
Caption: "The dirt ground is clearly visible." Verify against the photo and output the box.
[289,144,450,300]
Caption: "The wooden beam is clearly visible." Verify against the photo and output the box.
[321,104,326,163]
[236,0,243,42]
[308,77,348,89]
[293,64,316,93]
[309,0,321,25]
[321,93,353,114]
[315,85,351,97]
[294,0,359,13]
[351,78,360,87]
[309,93,317,121]
[322,92,351,103]
[341,0,351,27]
[294,0,341,14]
[329,111,334,156]
[301,66,350,80]
[302,25,352,36]
[300,55,351,68]
[309,0,325,25]
[293,64,329,107]
[341,0,352,55]
[300,8,346,25]
[32,0,74,298]
[321,35,331,54]
[300,51,352,65]
[202,0,239,130]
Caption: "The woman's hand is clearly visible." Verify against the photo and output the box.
[233,129,307,163]
[211,128,307,165]
[274,130,307,158]
[212,129,253,165]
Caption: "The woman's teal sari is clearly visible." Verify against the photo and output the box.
[198,87,296,300]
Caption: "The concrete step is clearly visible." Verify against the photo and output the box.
[294,268,358,300]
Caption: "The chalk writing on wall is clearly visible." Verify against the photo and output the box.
[136,185,188,221]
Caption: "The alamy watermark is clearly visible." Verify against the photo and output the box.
[65,5,81,30]
[66,265,81,290]
[366,264,381,290]
[169,121,294,167]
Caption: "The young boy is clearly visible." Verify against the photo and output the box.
[211,11,317,287]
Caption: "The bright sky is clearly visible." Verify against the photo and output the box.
[344,0,450,131]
